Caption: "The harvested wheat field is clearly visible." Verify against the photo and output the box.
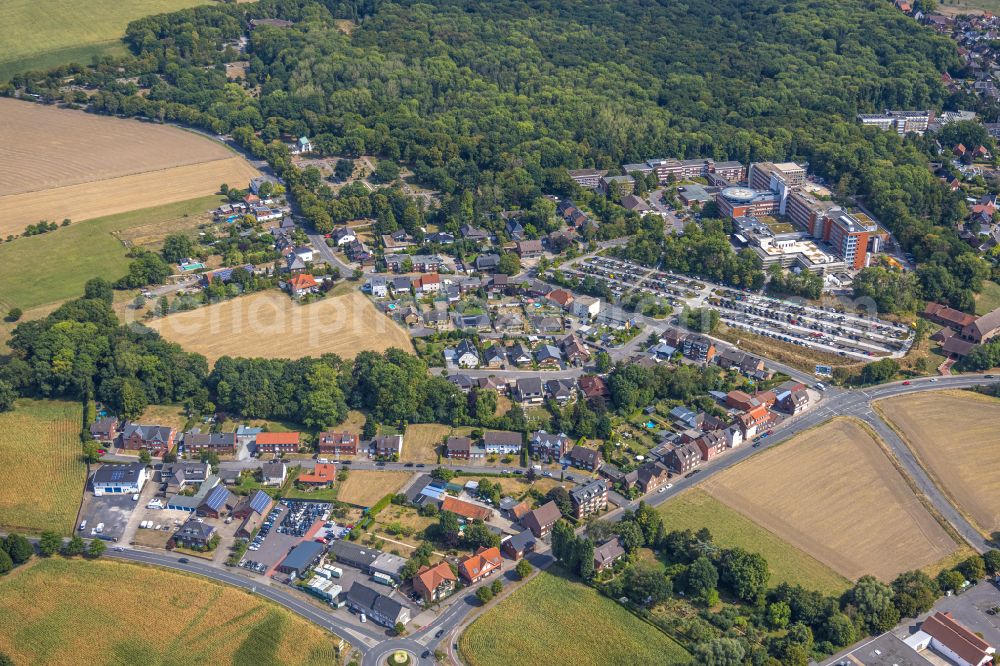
[0,557,340,665]
[878,390,1000,534]
[702,418,958,581]
[337,471,413,507]
[148,290,413,364]
[0,99,258,231]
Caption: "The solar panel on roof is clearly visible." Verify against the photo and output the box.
[111,469,124,481]
[249,491,270,513]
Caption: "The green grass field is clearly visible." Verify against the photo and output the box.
[0,557,340,665]
[459,569,690,666]
[0,0,210,80]
[0,400,86,535]
[975,280,1000,316]
[656,489,850,595]
[0,195,222,313]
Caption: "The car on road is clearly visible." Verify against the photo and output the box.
[436,629,445,638]
[422,651,431,658]
[416,463,426,467]
[658,487,667,493]
[902,381,911,385]
[360,614,367,623]
[986,375,996,379]
[114,547,125,551]
[132,493,139,501]
[178,558,189,564]
[684,470,701,479]
[542,471,552,477]
[404,462,413,467]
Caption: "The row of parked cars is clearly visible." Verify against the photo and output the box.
[278,500,331,537]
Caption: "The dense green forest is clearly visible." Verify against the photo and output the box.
[5,0,992,309]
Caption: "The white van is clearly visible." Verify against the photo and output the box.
[79,520,87,531]
[360,614,367,624]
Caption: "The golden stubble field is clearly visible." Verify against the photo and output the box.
[0,98,259,231]
[0,558,340,665]
[702,418,959,581]
[878,390,1000,535]
[337,470,414,507]
[147,290,414,364]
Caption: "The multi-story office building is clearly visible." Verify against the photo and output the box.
[645,158,745,184]
[715,186,781,219]
[857,110,932,135]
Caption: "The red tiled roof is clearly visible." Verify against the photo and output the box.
[547,289,574,306]
[921,612,993,666]
[256,432,300,445]
[441,496,492,521]
[289,273,318,290]
[413,561,456,597]
[298,463,336,484]
[458,547,501,581]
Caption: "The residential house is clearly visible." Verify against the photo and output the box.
[426,232,455,245]
[461,225,490,242]
[521,501,562,538]
[445,436,476,460]
[448,374,475,393]
[515,377,545,404]
[483,345,506,369]
[475,253,500,272]
[424,309,451,330]
[119,423,175,456]
[368,277,388,298]
[318,431,358,456]
[446,339,480,368]
[477,376,508,395]
[261,461,287,487]
[516,240,543,258]
[174,519,217,549]
[621,194,651,214]
[91,463,147,496]
[346,583,411,627]
[501,530,537,560]
[332,227,356,246]
[441,496,492,521]
[285,253,307,273]
[634,460,673,492]
[776,385,810,415]
[183,431,237,455]
[453,313,492,332]
[297,463,337,488]
[483,431,522,455]
[160,462,209,494]
[725,390,759,412]
[198,484,237,518]
[594,538,626,571]
[411,255,445,272]
[345,240,372,263]
[372,434,403,458]
[547,289,574,309]
[924,302,978,330]
[508,343,533,366]
[570,296,601,319]
[412,562,457,603]
[219,468,241,486]
[287,273,318,297]
[412,273,441,295]
[737,404,770,438]
[535,344,563,368]
[530,315,563,333]
[663,444,701,475]
[960,307,1000,345]
[89,417,119,443]
[578,375,609,401]
[295,136,313,153]
[545,378,576,404]
[570,478,608,519]
[724,425,744,448]
[560,334,590,365]
[293,245,315,263]
[567,445,603,471]
[682,335,716,363]
[487,273,510,298]
[458,547,503,584]
[695,431,727,461]
[256,432,300,454]
[505,218,525,240]
[531,430,570,462]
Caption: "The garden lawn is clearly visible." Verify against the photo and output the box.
[459,569,689,666]
[0,400,86,534]
[656,489,850,595]
[975,280,1000,316]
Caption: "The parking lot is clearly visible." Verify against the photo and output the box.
[77,493,138,542]
[562,256,913,360]
[240,500,334,575]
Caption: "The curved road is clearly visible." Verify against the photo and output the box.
[102,374,999,665]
